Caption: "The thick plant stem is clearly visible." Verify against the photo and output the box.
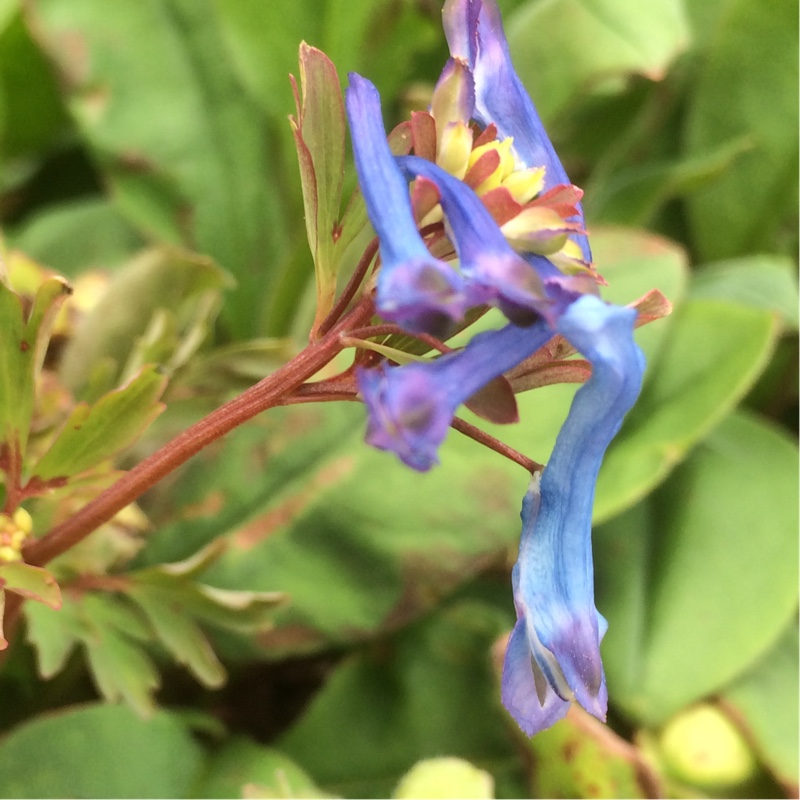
[23,299,374,569]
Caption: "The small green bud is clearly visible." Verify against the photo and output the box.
[657,704,758,793]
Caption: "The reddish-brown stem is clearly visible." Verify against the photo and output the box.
[451,416,542,474]
[23,299,374,569]
[314,237,379,338]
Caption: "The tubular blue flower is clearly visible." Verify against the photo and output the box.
[345,73,469,335]
[396,155,551,326]
[501,295,645,735]
[442,0,591,263]
[358,319,553,471]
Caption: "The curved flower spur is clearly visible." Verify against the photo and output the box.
[343,0,652,736]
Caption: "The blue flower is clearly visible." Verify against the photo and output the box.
[396,155,551,326]
[346,74,469,336]
[502,296,644,734]
[359,319,553,471]
[344,0,649,738]
[442,0,592,263]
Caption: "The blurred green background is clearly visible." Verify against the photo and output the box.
[0,0,796,797]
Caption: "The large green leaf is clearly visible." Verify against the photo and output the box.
[26,0,291,338]
[506,0,690,122]
[683,0,798,260]
[277,600,523,798]
[0,704,205,798]
[721,620,799,790]
[594,298,777,522]
[0,10,70,166]
[10,198,144,275]
[213,0,439,120]
[596,411,798,723]
[142,401,526,660]
[689,254,799,330]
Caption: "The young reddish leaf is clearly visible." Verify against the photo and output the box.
[290,43,346,331]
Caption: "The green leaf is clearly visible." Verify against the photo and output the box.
[589,135,754,228]
[213,0,438,119]
[0,274,70,462]
[31,364,167,482]
[24,598,81,678]
[524,708,660,798]
[689,254,799,330]
[126,585,226,688]
[393,758,495,799]
[10,198,145,276]
[59,247,226,394]
[0,10,70,165]
[81,624,160,718]
[594,299,778,522]
[721,619,799,789]
[590,227,688,367]
[0,704,205,798]
[195,738,329,799]
[26,0,290,339]
[0,562,61,607]
[138,400,526,660]
[278,600,523,798]
[683,0,799,260]
[596,411,799,723]
[130,549,284,636]
[77,592,159,716]
[506,0,691,122]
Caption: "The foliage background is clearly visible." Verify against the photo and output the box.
[0,0,796,797]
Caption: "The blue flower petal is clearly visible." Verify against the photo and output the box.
[397,155,550,325]
[442,0,591,263]
[345,73,469,334]
[358,318,554,471]
[501,617,570,736]
[510,294,644,726]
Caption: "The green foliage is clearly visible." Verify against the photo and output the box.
[31,365,167,482]
[596,411,798,723]
[0,705,206,798]
[0,273,70,458]
[525,708,660,798]
[506,0,691,122]
[683,0,799,261]
[0,0,795,797]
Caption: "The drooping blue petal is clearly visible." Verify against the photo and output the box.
[501,616,570,736]
[397,155,552,325]
[345,73,468,334]
[442,0,591,263]
[358,318,553,471]
[506,294,644,732]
